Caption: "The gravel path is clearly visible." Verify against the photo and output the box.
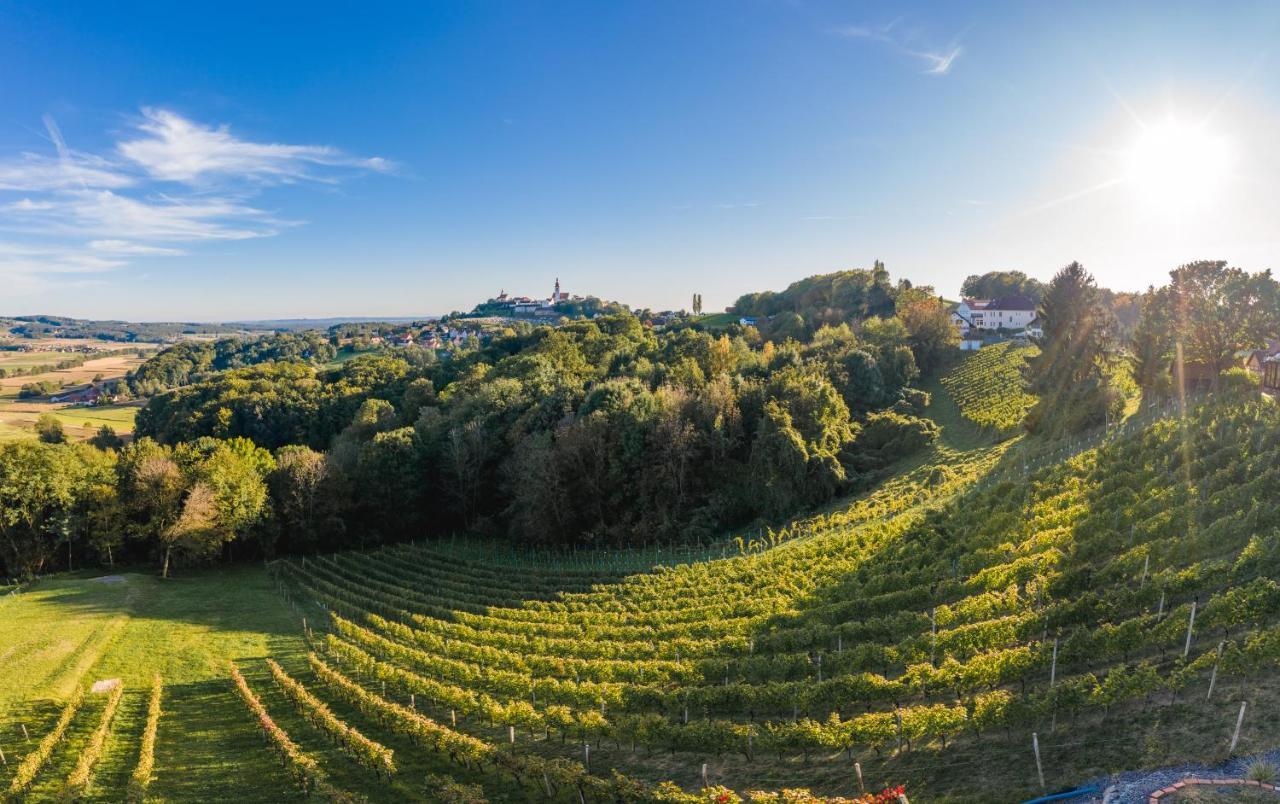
[1076,749,1280,803]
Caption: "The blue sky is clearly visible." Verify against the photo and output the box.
[3,1,1280,320]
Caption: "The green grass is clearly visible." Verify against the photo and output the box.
[0,420,28,441]
[0,568,308,801]
[693,312,739,329]
[0,567,538,801]
[50,404,140,432]
[0,352,81,370]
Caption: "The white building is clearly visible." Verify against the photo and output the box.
[979,295,1037,330]
[953,296,1037,332]
[951,299,989,333]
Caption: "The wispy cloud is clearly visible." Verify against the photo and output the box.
[835,20,963,76]
[88,239,187,256]
[118,107,396,184]
[0,108,393,293]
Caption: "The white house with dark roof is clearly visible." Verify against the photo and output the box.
[951,299,989,333]
[977,295,1037,330]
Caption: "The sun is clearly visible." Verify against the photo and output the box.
[1124,119,1234,213]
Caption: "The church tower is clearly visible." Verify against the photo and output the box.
[554,277,561,301]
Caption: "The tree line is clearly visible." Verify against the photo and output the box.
[1025,259,1279,436]
[0,267,961,577]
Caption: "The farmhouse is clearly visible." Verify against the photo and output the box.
[950,299,988,333]
[1243,340,1280,376]
[952,295,1040,348]
[51,384,103,405]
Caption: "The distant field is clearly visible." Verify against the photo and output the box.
[0,402,141,441]
[695,312,738,327]
[0,347,151,440]
[0,352,85,370]
[0,420,28,442]
[0,352,150,395]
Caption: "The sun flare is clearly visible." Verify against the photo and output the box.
[1124,119,1234,213]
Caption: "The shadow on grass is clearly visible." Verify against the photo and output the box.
[22,564,300,639]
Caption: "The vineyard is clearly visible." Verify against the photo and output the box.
[3,389,1280,800]
[940,342,1038,434]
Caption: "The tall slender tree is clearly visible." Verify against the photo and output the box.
[1026,262,1116,433]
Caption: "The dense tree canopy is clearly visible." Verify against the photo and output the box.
[730,263,899,338]
[3,273,950,575]
[1131,261,1280,393]
[128,331,337,395]
[959,270,1046,302]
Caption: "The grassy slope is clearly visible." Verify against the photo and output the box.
[0,568,304,802]
[4,366,1277,802]
[276,395,1280,802]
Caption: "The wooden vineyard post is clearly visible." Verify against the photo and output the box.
[0,745,5,766]
[701,762,709,789]
[1140,554,1149,585]
[509,725,516,744]
[450,709,456,727]
[1049,637,1058,687]
[1229,701,1247,755]
[1183,600,1197,659]
[584,743,590,770]
[930,608,937,661]
[1157,590,1165,619]
[410,693,416,711]
[20,724,29,743]
[1207,641,1224,700]
[1032,732,1046,791]
[855,761,865,794]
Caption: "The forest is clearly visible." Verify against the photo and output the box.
[1,260,1277,580]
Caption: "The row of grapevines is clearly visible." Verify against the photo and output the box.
[265,658,396,779]
[63,681,125,798]
[127,675,162,803]
[940,341,1037,432]
[229,663,366,803]
[5,685,86,798]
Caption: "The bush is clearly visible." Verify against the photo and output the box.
[1221,366,1260,396]
[1247,759,1277,784]
[899,388,930,415]
[18,380,60,399]
[854,411,939,468]
[35,413,66,444]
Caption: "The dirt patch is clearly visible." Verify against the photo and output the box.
[91,678,122,693]
[91,575,127,584]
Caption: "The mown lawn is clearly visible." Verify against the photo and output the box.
[0,567,307,801]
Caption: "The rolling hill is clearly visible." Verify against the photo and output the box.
[0,360,1277,802]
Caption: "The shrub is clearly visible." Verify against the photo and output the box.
[1247,759,1277,784]
[854,411,939,468]
[1221,366,1260,396]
